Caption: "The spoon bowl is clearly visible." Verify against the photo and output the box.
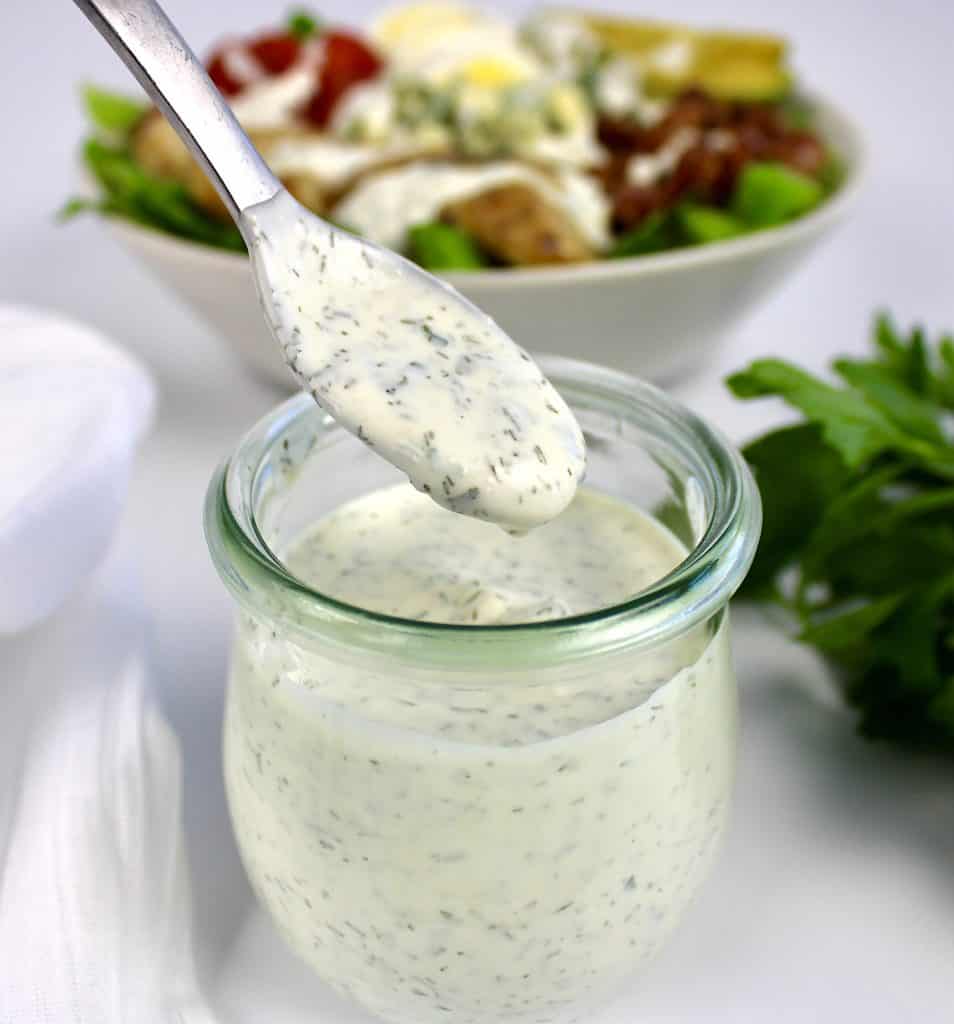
[242,189,585,530]
[73,0,586,531]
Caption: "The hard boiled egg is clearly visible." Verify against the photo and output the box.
[370,2,542,88]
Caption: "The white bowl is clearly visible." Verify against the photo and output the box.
[103,98,863,388]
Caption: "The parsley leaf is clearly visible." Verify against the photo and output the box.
[729,315,954,756]
[727,359,913,467]
[739,422,848,595]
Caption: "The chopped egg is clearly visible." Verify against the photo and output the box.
[370,1,480,53]
[371,2,542,87]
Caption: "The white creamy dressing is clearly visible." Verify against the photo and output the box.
[524,115,606,171]
[593,56,641,118]
[283,483,684,624]
[648,36,695,77]
[552,166,612,247]
[520,9,601,79]
[330,77,398,142]
[265,136,428,191]
[626,126,699,188]
[243,190,586,531]
[221,45,263,88]
[333,161,611,251]
[225,483,737,1023]
[594,55,670,126]
[229,59,320,132]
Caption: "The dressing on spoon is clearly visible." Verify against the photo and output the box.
[245,192,584,531]
[76,0,585,532]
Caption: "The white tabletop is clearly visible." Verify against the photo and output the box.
[4,1,953,1020]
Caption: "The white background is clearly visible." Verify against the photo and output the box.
[4,1,954,1020]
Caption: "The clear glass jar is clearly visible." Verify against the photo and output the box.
[205,356,760,1024]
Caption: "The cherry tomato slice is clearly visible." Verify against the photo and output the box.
[305,32,383,128]
[207,46,244,97]
[247,32,301,76]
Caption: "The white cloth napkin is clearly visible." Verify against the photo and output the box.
[0,307,214,1023]
[0,306,154,633]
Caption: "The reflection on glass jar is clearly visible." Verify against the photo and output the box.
[205,357,761,1024]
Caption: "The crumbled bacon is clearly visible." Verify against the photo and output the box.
[598,89,827,231]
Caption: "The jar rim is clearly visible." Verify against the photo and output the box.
[204,355,761,668]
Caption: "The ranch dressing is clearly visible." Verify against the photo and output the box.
[229,65,315,130]
[264,137,432,191]
[283,483,686,625]
[242,191,586,532]
[224,483,737,1023]
[333,161,611,251]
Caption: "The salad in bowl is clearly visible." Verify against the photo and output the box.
[68,3,844,271]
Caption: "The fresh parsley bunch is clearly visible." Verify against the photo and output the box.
[728,315,954,754]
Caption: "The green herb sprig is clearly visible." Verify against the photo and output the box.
[62,85,245,251]
[728,315,954,754]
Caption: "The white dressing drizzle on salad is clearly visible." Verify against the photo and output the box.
[593,55,670,125]
[228,41,323,131]
[242,190,587,532]
[333,160,611,251]
[626,126,699,188]
[265,136,430,191]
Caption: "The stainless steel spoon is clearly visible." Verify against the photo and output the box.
[73,0,586,530]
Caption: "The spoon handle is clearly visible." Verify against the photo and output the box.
[73,0,281,222]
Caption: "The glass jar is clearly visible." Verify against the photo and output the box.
[205,356,760,1024]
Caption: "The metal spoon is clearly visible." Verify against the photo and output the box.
[72,0,586,531]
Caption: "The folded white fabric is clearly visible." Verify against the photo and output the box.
[0,305,155,633]
[0,306,215,1024]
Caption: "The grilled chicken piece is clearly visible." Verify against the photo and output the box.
[130,110,329,221]
[442,184,594,265]
[131,109,194,182]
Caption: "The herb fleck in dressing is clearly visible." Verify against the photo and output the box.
[243,191,586,532]
[224,484,737,1023]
